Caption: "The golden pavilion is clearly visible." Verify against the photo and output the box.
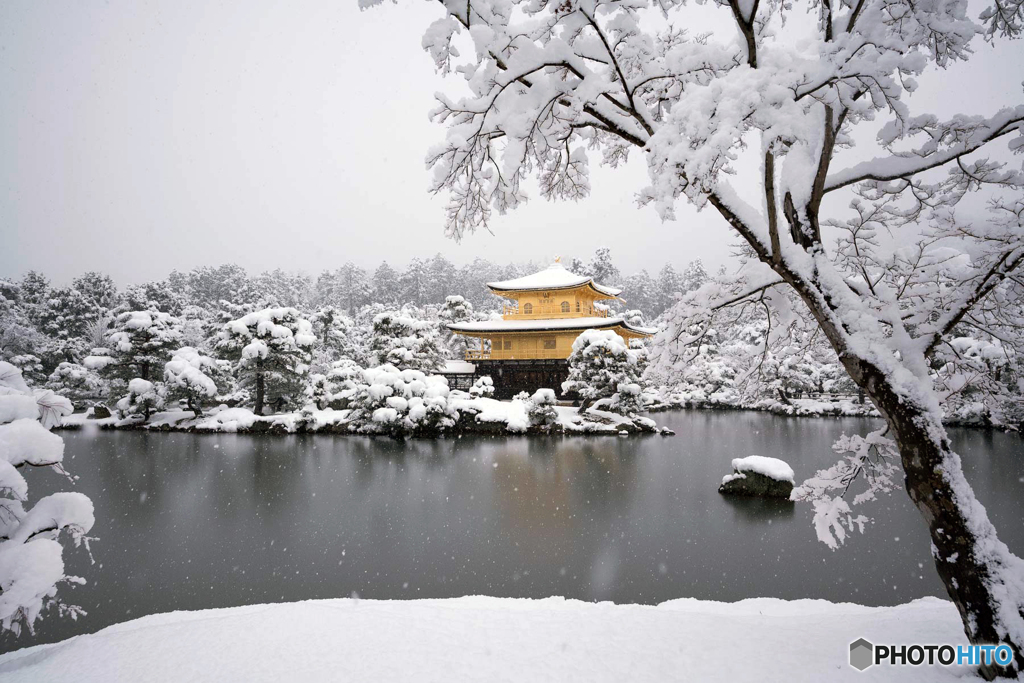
[445,259,654,397]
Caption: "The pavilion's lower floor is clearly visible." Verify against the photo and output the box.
[442,359,572,400]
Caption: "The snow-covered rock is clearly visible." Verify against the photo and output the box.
[719,456,796,498]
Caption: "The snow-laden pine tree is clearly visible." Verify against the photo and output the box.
[439,295,476,358]
[403,0,1024,673]
[163,347,228,417]
[217,308,315,415]
[35,287,102,364]
[563,329,644,413]
[104,309,184,384]
[0,361,94,636]
[369,310,446,372]
[310,306,357,372]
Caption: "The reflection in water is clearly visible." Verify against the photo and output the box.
[12,412,1023,653]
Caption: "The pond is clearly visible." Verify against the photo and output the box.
[11,409,1024,652]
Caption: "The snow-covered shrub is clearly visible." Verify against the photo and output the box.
[163,347,227,417]
[115,378,166,421]
[345,364,457,435]
[216,307,315,415]
[369,310,445,372]
[0,361,94,636]
[469,375,494,398]
[562,329,644,413]
[525,388,558,428]
[5,355,45,387]
[45,362,105,409]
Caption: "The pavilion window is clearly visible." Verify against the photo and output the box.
[543,339,556,350]
[523,303,533,314]
[575,301,580,312]
[503,340,512,350]
[561,301,570,313]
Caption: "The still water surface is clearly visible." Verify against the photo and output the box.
[14,409,1024,651]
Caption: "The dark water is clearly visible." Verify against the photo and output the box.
[10,410,1024,652]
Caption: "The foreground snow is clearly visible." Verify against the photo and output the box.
[0,596,981,682]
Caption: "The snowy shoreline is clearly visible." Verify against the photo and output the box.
[0,595,978,682]
[646,393,1023,431]
[55,400,671,437]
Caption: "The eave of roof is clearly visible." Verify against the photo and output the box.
[486,262,622,298]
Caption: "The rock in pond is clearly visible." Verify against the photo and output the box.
[90,404,112,419]
[718,455,795,499]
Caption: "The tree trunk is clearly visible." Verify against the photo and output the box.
[254,359,265,416]
[843,355,1024,679]
[758,230,1023,678]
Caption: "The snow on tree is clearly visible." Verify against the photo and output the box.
[44,363,105,410]
[18,271,50,311]
[439,295,476,358]
[216,307,315,416]
[102,309,184,386]
[656,265,684,317]
[343,364,458,436]
[371,263,402,306]
[588,247,620,287]
[303,358,364,410]
[563,330,644,414]
[567,257,590,277]
[407,0,1024,670]
[115,378,166,421]
[36,287,102,363]
[6,355,45,388]
[71,272,118,314]
[163,347,227,417]
[0,361,94,636]
[316,263,372,313]
[176,264,261,310]
[310,306,357,372]
[525,388,559,428]
[620,271,657,317]
[254,269,314,309]
[118,281,185,317]
[369,310,446,372]
[681,260,710,294]
[469,375,494,398]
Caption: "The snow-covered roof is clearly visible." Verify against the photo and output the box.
[442,360,477,374]
[487,262,622,297]
[448,316,655,336]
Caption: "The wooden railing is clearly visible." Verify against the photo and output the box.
[502,305,608,320]
[465,348,567,361]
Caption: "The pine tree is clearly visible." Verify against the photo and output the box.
[562,330,644,413]
[369,310,445,372]
[217,307,314,415]
[104,309,184,384]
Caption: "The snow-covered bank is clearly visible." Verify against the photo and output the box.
[0,596,978,682]
[56,397,669,437]
[646,389,882,419]
[646,388,1024,430]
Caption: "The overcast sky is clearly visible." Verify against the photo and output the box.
[1,1,1021,286]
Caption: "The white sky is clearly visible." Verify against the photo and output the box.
[1,1,1021,285]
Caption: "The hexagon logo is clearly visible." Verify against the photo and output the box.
[849,638,874,671]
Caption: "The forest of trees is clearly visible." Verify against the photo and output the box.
[0,248,719,416]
